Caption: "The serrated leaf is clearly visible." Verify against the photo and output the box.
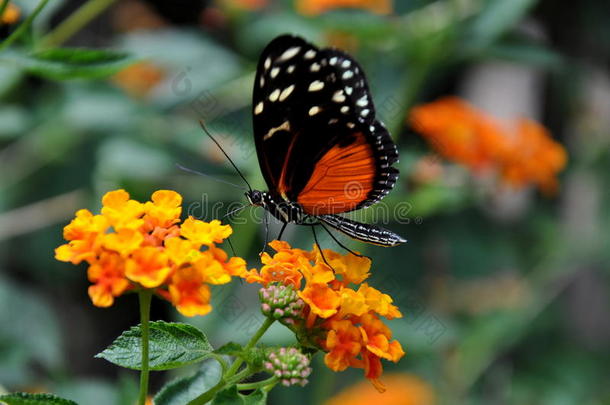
[95,321,213,371]
[0,48,136,80]
[214,342,243,356]
[154,359,223,405]
[211,386,267,405]
[0,392,78,405]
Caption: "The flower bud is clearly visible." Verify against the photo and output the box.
[259,283,304,321]
[263,347,312,387]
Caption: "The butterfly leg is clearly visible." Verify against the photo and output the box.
[311,225,336,273]
[259,209,270,255]
[318,222,370,260]
[277,221,288,241]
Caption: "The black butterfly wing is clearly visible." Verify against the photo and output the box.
[252,34,398,215]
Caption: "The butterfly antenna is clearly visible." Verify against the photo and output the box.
[199,120,253,192]
[222,204,247,220]
[175,164,247,190]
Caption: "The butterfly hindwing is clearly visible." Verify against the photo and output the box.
[252,34,399,215]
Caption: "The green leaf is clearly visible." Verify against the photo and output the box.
[95,321,213,371]
[0,48,135,80]
[0,393,78,405]
[211,387,267,405]
[154,359,224,405]
[465,0,537,51]
[214,342,243,356]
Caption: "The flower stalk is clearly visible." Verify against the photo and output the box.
[137,289,152,405]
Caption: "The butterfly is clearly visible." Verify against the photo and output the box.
[237,34,405,248]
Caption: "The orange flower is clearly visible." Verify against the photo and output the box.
[409,97,568,194]
[324,373,436,405]
[168,266,213,317]
[296,0,392,16]
[323,319,362,371]
[410,97,509,170]
[244,240,405,390]
[1,2,20,25]
[300,283,341,319]
[87,253,131,307]
[56,189,244,316]
[244,240,308,288]
[500,119,568,195]
[112,61,165,98]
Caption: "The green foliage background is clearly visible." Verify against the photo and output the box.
[1,0,609,404]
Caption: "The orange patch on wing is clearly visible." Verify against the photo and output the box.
[298,133,375,215]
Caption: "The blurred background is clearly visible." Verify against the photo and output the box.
[1,0,609,404]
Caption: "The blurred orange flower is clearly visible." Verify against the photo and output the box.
[296,0,392,16]
[112,62,165,98]
[244,241,404,392]
[1,2,20,25]
[324,373,436,405]
[409,96,567,194]
[500,119,568,195]
[56,189,246,316]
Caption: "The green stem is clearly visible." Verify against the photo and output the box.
[237,376,279,391]
[224,317,275,379]
[38,0,119,48]
[187,317,275,405]
[137,290,153,405]
[0,0,49,51]
[0,0,10,22]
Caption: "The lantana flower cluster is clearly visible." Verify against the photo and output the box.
[410,96,568,194]
[55,189,245,316]
[245,240,405,392]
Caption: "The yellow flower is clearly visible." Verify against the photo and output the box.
[324,373,436,405]
[180,217,233,247]
[101,189,145,230]
[144,190,182,228]
[103,228,145,257]
[296,0,392,16]
[57,189,244,317]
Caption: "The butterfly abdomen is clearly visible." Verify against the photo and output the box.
[319,214,406,247]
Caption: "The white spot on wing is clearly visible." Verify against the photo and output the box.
[304,49,316,59]
[254,101,264,115]
[309,106,321,116]
[342,70,354,79]
[310,62,320,72]
[279,46,301,61]
[263,121,290,140]
[329,57,338,65]
[361,108,370,117]
[356,96,368,107]
[287,65,295,73]
[268,89,280,102]
[341,106,349,114]
[345,86,353,95]
[332,90,346,103]
[270,67,280,78]
[264,57,271,70]
[308,80,324,92]
[279,85,295,101]
[341,60,351,68]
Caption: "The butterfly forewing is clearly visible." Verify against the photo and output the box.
[252,35,399,215]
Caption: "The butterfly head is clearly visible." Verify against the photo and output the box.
[245,190,265,207]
